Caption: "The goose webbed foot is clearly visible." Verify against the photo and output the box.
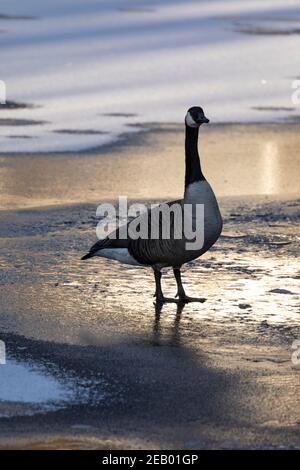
[154,294,181,304]
[154,292,206,304]
[173,268,206,303]
[175,292,206,303]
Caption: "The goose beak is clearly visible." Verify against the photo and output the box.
[197,116,209,124]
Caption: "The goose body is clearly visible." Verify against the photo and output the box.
[82,106,223,302]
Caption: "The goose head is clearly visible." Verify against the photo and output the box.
[185,106,209,128]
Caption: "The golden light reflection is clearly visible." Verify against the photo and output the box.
[261,141,279,195]
[0,124,299,209]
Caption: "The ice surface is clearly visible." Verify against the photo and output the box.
[0,0,299,152]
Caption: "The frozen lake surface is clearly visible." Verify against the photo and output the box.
[0,0,300,152]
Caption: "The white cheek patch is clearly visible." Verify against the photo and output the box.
[185,112,198,128]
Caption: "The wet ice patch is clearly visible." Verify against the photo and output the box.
[102,113,138,118]
[0,13,37,20]
[251,106,296,112]
[0,101,36,110]
[117,7,156,13]
[0,118,48,126]
[269,288,297,295]
[234,19,300,36]
[53,129,108,135]
[7,135,33,139]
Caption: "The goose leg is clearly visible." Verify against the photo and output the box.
[173,268,186,299]
[153,269,178,303]
[173,268,206,303]
[153,269,164,301]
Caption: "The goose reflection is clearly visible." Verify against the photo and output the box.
[152,301,186,347]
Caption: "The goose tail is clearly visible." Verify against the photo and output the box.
[81,252,94,260]
[81,237,112,260]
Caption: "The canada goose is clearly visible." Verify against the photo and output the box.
[82,106,223,303]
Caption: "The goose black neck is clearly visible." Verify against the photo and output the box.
[185,124,205,187]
